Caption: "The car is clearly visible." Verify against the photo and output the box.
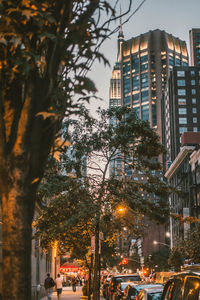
[123,283,163,300]
[161,265,200,300]
[103,277,111,299]
[114,282,131,300]
[136,286,163,300]
[108,274,142,300]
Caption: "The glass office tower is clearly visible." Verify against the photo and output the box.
[121,29,188,144]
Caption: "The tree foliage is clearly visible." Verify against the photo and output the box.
[169,224,200,265]
[0,1,136,299]
[36,107,170,270]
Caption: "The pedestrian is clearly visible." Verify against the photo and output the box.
[71,276,77,292]
[55,273,63,300]
[44,273,55,300]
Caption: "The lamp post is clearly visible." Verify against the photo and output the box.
[153,241,170,247]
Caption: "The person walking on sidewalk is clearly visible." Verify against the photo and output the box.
[71,276,77,292]
[55,273,63,300]
[44,273,55,300]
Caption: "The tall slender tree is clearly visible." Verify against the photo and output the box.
[0,1,139,299]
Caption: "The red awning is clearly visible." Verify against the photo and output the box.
[59,262,81,273]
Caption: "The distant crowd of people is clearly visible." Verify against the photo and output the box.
[44,273,85,300]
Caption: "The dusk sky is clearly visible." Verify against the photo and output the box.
[89,0,200,114]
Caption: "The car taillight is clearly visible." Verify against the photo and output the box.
[135,296,138,300]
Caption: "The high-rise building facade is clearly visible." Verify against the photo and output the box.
[109,62,121,108]
[120,29,188,144]
[109,29,189,257]
[164,66,200,164]
[189,28,200,66]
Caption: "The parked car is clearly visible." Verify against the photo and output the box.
[114,282,131,300]
[102,277,111,299]
[136,286,163,300]
[108,274,142,300]
[161,265,200,300]
[123,283,163,300]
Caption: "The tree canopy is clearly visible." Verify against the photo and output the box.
[0,1,137,299]
[36,107,170,270]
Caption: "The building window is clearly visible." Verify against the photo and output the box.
[191,89,196,95]
[178,108,187,115]
[178,89,186,96]
[141,90,148,102]
[178,98,186,105]
[193,117,197,123]
[177,70,185,77]
[132,75,139,91]
[141,73,148,89]
[193,127,198,132]
[142,104,149,121]
[132,93,139,105]
[192,98,196,104]
[191,70,195,76]
[179,127,187,134]
[134,107,140,118]
[179,117,187,124]
[124,96,131,105]
[177,80,185,86]
[193,107,197,114]
[191,80,196,85]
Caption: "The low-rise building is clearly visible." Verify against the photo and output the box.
[165,132,200,247]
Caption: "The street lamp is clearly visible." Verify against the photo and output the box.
[153,241,170,247]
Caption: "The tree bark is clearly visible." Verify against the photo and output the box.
[1,180,35,300]
[0,78,56,299]
[93,224,100,300]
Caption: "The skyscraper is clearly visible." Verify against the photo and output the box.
[120,29,188,144]
[189,28,200,66]
[164,66,200,164]
[109,29,189,257]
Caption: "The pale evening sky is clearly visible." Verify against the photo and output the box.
[88,0,200,114]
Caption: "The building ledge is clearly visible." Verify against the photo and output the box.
[165,146,195,179]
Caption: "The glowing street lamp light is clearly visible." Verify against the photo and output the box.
[153,241,170,247]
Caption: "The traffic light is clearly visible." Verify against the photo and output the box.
[122,258,128,265]
[143,267,149,276]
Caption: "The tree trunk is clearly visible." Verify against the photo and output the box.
[93,224,100,300]
[1,172,35,300]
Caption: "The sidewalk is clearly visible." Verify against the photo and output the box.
[41,286,82,299]
[41,286,104,300]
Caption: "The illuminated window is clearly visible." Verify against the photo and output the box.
[193,127,198,132]
[132,75,139,91]
[178,98,186,105]
[178,89,186,96]
[192,89,196,95]
[193,117,197,123]
[179,127,187,134]
[177,70,185,77]
[178,108,187,115]
[141,73,148,89]
[192,98,196,104]
[177,80,185,86]
[193,108,197,114]
[179,117,187,124]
